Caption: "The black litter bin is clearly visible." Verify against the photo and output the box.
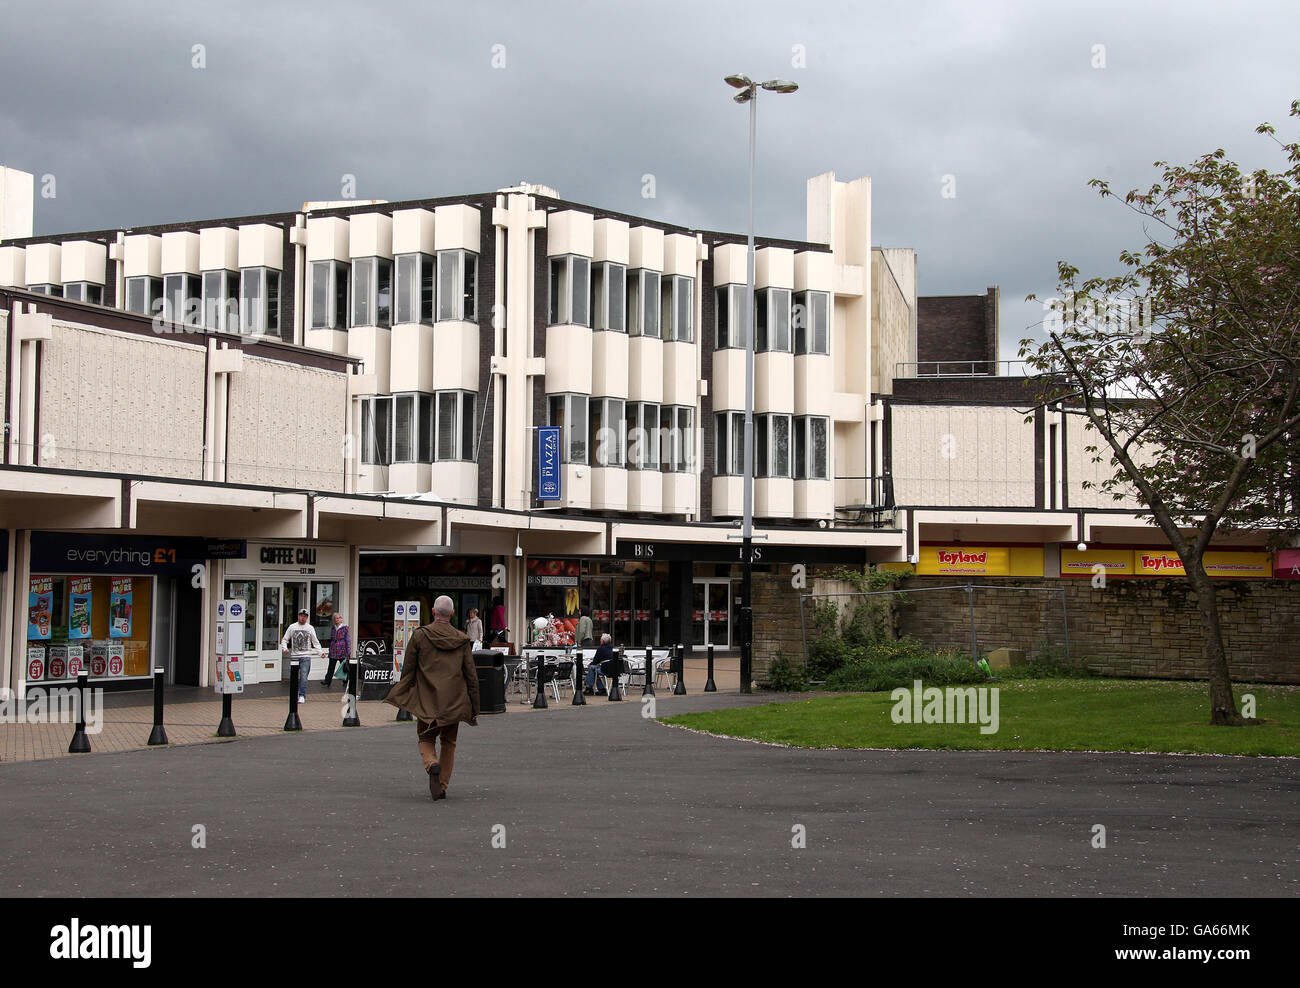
[474,649,507,714]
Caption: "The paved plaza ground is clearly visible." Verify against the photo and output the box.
[2,662,1297,897]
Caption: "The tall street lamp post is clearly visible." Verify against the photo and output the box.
[723,74,798,694]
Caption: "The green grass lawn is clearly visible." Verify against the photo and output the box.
[660,679,1300,756]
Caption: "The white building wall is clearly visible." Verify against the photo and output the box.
[39,323,206,478]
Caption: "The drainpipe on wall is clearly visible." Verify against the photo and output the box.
[290,215,307,347]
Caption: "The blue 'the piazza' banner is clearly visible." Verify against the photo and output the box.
[537,426,561,501]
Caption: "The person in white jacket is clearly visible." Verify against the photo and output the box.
[281,608,323,704]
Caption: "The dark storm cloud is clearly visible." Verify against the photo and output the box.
[2,0,1298,358]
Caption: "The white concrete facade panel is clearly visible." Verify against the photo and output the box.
[160,232,199,275]
[591,330,629,399]
[60,241,108,284]
[306,216,350,262]
[711,348,746,412]
[755,351,794,413]
[390,323,435,393]
[794,355,834,416]
[592,217,630,264]
[627,336,663,403]
[392,208,435,256]
[433,204,481,252]
[545,324,593,395]
[226,356,348,491]
[755,246,794,289]
[546,210,594,257]
[237,224,284,270]
[348,213,393,259]
[661,340,696,407]
[628,227,664,271]
[27,242,63,285]
[0,245,26,286]
[199,227,239,271]
[430,321,479,392]
[40,323,205,478]
[662,233,696,278]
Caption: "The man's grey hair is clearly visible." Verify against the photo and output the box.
[600,633,611,644]
[433,595,454,618]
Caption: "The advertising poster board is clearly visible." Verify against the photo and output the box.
[28,576,53,641]
[393,601,420,681]
[49,646,69,680]
[27,645,46,681]
[69,578,93,640]
[109,578,133,638]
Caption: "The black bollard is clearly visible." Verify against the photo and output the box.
[67,671,91,753]
[147,666,168,745]
[608,649,624,701]
[572,649,586,706]
[342,658,361,727]
[217,692,236,737]
[532,655,549,709]
[705,643,717,692]
[284,660,303,731]
[673,643,687,695]
[642,646,655,697]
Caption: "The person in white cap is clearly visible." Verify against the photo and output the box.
[281,608,322,704]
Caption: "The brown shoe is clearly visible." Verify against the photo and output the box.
[427,763,441,799]
[434,786,447,801]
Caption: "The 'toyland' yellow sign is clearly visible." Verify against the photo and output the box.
[915,546,1044,577]
[1133,550,1271,579]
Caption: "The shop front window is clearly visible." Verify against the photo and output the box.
[26,574,153,682]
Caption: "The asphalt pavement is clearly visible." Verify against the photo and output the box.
[2,689,1297,897]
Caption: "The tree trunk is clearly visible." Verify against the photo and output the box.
[1186,563,1242,726]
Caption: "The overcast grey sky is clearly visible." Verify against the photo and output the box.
[3,0,1298,359]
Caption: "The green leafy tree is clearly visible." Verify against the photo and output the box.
[1021,100,1300,726]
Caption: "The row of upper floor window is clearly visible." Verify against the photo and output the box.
[549,256,830,354]
[714,412,829,480]
[311,251,477,330]
[16,247,828,354]
[548,394,695,473]
[16,250,479,338]
[359,390,477,466]
[545,393,829,479]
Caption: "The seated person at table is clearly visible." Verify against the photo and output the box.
[583,633,616,694]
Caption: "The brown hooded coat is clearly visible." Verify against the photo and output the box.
[384,621,480,724]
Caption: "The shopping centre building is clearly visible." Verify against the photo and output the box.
[0,163,1294,694]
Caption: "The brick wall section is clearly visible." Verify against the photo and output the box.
[894,576,1300,684]
[916,289,997,370]
[750,567,1300,685]
[751,566,842,684]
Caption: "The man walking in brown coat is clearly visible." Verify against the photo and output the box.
[385,595,480,801]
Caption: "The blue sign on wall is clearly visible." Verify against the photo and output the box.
[537,426,562,501]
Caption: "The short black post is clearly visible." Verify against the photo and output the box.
[342,658,361,727]
[147,666,168,745]
[284,660,303,731]
[217,692,235,737]
[705,643,717,693]
[642,646,655,697]
[572,650,586,705]
[673,643,687,695]
[608,649,623,701]
[532,655,549,709]
[67,671,91,753]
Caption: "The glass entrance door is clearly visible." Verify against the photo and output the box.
[254,581,309,683]
[691,580,730,648]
